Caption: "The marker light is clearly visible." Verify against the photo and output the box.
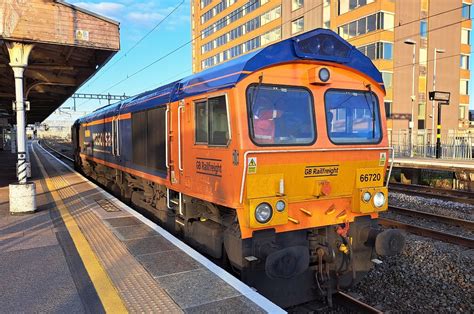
[362,191,372,203]
[373,192,386,208]
[319,68,330,82]
[255,203,273,223]
[276,200,286,212]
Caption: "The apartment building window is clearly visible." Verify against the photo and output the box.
[246,17,261,32]
[201,0,239,24]
[292,0,304,11]
[461,55,470,69]
[201,6,281,56]
[462,3,471,19]
[459,105,467,119]
[460,80,469,95]
[338,0,374,15]
[261,27,281,45]
[292,17,304,34]
[201,0,212,9]
[381,72,393,89]
[338,12,394,40]
[245,37,261,51]
[229,26,243,40]
[420,20,427,38]
[357,42,393,60]
[384,101,392,118]
[201,0,264,39]
[461,29,471,45]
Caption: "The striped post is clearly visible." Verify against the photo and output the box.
[435,102,442,159]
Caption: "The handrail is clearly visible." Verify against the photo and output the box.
[177,105,184,171]
[165,106,170,169]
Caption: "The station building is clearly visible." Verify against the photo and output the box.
[191,0,472,137]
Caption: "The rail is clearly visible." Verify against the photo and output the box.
[333,291,383,314]
[378,218,474,249]
[39,140,74,163]
[389,205,474,231]
[389,182,474,205]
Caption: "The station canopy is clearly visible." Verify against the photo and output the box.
[0,0,120,124]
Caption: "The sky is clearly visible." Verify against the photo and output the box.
[47,0,474,123]
[51,0,192,120]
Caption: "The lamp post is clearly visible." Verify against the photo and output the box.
[431,48,445,149]
[404,39,416,157]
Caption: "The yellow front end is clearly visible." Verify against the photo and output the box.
[240,155,389,238]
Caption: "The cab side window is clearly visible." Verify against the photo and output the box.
[195,95,230,146]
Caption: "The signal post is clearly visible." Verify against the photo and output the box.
[429,91,451,159]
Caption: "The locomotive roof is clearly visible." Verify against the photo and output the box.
[77,28,384,123]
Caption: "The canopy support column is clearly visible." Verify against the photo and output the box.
[7,42,36,214]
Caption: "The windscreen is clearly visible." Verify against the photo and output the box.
[325,90,382,144]
[247,85,315,145]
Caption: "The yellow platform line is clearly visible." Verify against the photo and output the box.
[32,144,128,313]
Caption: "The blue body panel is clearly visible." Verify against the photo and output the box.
[77,28,383,124]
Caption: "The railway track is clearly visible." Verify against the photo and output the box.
[333,291,383,313]
[388,205,474,231]
[389,182,474,205]
[39,140,74,163]
[378,217,474,249]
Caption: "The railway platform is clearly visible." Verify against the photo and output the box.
[0,141,283,313]
[391,157,474,171]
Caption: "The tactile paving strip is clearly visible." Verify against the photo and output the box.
[36,149,182,313]
[96,198,121,212]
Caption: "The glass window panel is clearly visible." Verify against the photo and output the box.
[292,17,304,34]
[349,21,357,37]
[325,90,382,144]
[357,17,367,35]
[366,43,376,59]
[339,0,349,15]
[383,42,393,59]
[195,101,208,143]
[461,29,470,44]
[292,0,304,11]
[420,20,427,38]
[247,85,315,145]
[208,96,230,145]
[384,101,392,118]
[462,3,471,19]
[384,13,394,30]
[460,80,469,95]
[382,72,393,89]
[461,55,470,69]
[367,14,376,32]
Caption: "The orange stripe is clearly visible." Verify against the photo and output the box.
[83,113,131,127]
[80,153,167,185]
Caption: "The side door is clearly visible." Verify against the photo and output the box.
[188,93,232,202]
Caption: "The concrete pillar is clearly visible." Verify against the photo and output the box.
[6,42,36,214]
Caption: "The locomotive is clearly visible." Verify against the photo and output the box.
[72,29,404,307]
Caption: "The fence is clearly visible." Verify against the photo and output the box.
[388,129,474,160]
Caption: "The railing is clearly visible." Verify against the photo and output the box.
[388,129,474,160]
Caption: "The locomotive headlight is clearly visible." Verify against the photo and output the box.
[362,191,372,203]
[276,200,286,212]
[318,67,330,82]
[373,192,386,208]
[255,203,273,223]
